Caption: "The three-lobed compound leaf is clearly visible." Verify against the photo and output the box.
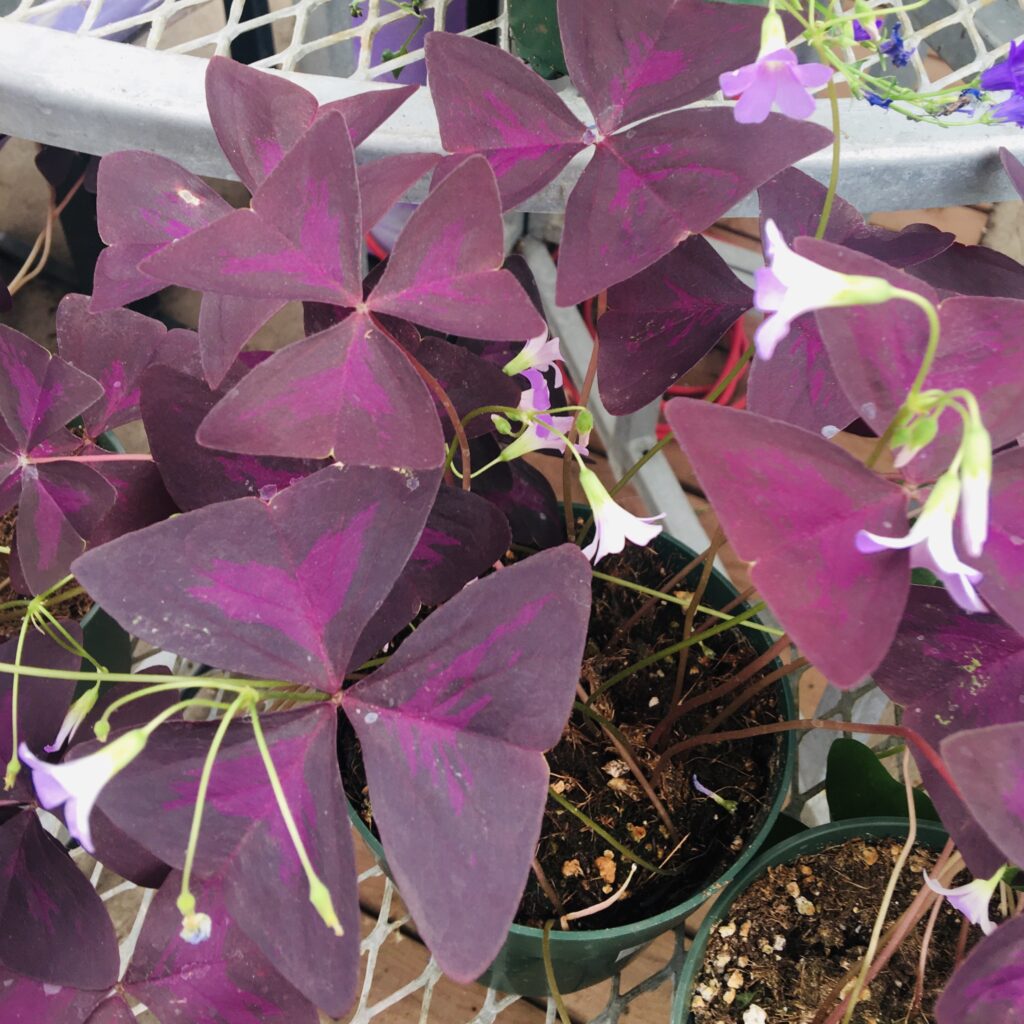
[343,544,592,981]
[72,464,439,692]
[969,447,1024,637]
[195,313,446,469]
[351,485,513,666]
[943,722,1024,869]
[665,400,909,688]
[55,295,173,437]
[825,738,938,823]
[0,325,103,453]
[0,809,119,990]
[556,109,831,307]
[873,585,1024,875]
[17,462,116,595]
[140,362,327,511]
[125,869,318,1023]
[798,238,1024,483]
[97,706,359,1016]
[597,235,752,415]
[936,914,1024,1024]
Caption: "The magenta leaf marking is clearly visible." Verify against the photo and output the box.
[124,869,317,1023]
[936,914,1024,1024]
[665,399,909,688]
[72,464,438,691]
[874,586,1024,875]
[97,707,359,1015]
[343,544,592,981]
[598,235,752,415]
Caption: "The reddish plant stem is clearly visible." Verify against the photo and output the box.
[649,530,725,750]
[691,583,758,635]
[398,344,472,491]
[563,321,600,540]
[531,857,565,918]
[808,839,957,1024]
[651,718,961,798]
[953,914,971,968]
[909,892,944,1019]
[28,453,154,465]
[666,632,792,726]
[697,657,809,738]
[608,542,719,649]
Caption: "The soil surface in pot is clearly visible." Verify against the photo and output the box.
[0,508,94,640]
[689,838,972,1024]
[341,538,788,931]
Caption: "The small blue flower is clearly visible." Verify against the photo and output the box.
[879,22,915,68]
[866,92,893,108]
[853,21,870,42]
[981,40,1024,93]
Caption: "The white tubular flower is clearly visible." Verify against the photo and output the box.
[855,472,985,613]
[577,465,664,564]
[924,866,1005,936]
[19,728,149,853]
[754,219,896,359]
[502,331,564,386]
[44,682,101,753]
[959,422,992,558]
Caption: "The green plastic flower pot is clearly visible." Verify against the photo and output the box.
[669,817,950,1024]
[348,525,797,997]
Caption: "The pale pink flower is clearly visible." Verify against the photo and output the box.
[578,466,663,564]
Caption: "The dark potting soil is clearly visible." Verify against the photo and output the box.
[0,507,94,640]
[689,839,971,1024]
[341,534,788,932]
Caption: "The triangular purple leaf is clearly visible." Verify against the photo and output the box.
[665,399,909,688]
[73,464,438,692]
[370,156,546,340]
[746,314,857,436]
[558,0,762,133]
[415,335,522,439]
[0,969,106,1023]
[17,462,116,595]
[140,363,326,511]
[800,238,1024,482]
[197,293,287,390]
[343,544,592,981]
[125,869,318,1023]
[911,241,1024,300]
[425,31,586,211]
[197,315,446,470]
[942,722,1024,869]
[359,152,441,231]
[557,110,831,306]
[0,325,104,452]
[970,447,1024,637]
[98,707,359,1015]
[55,294,169,436]
[351,485,512,665]
[598,235,752,414]
[873,586,1022,875]
[0,809,119,989]
[206,55,320,192]
[92,151,231,312]
[87,460,177,548]
[999,145,1024,200]
[473,451,564,550]
[936,914,1024,1024]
